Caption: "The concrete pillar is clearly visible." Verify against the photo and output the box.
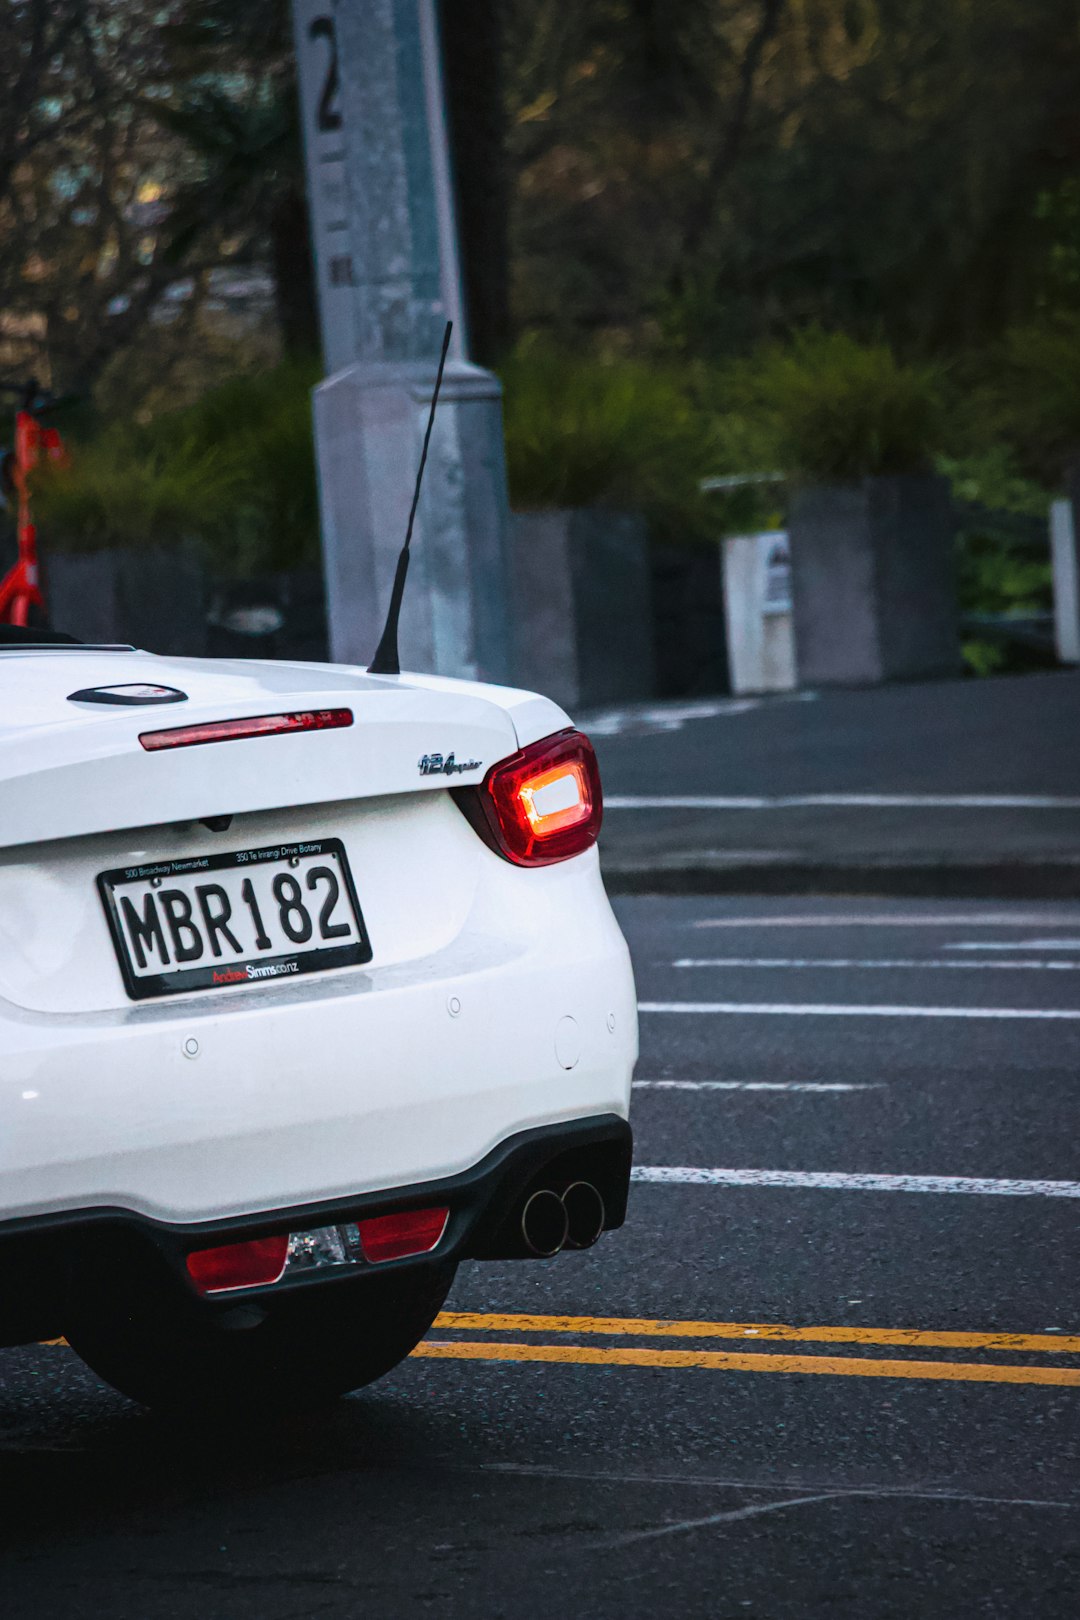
[1050,497,1079,664]
[292,0,513,680]
[313,357,511,679]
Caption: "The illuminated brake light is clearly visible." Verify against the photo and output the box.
[140,709,353,751]
[455,729,603,866]
[519,760,589,833]
[186,1234,289,1295]
[356,1206,449,1263]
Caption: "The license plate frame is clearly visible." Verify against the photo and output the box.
[98,837,373,1001]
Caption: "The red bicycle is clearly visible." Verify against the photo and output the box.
[0,379,69,627]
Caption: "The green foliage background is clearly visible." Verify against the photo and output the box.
[37,360,321,574]
[12,0,1080,678]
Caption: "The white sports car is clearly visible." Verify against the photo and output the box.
[0,623,636,1410]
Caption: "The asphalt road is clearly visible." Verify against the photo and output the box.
[587,672,1080,889]
[3,895,1080,1618]
[590,673,1080,797]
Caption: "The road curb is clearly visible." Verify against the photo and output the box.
[601,859,1080,900]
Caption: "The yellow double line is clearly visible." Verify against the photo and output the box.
[416,1313,1080,1387]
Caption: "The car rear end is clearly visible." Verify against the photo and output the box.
[0,647,636,1382]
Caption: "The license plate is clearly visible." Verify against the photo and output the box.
[98,839,372,1000]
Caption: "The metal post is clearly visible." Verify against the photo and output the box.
[292,0,512,680]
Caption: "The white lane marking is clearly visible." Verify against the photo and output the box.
[672,956,1080,971]
[581,694,819,737]
[481,1462,1076,1512]
[639,1001,1080,1020]
[583,700,761,737]
[633,1080,882,1093]
[606,793,1080,810]
[692,913,1080,929]
[631,1167,1080,1198]
[608,1492,838,1547]
[947,939,1080,952]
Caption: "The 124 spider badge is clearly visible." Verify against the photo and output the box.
[418,752,482,776]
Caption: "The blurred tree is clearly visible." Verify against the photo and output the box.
[5,0,1079,400]
[159,0,518,366]
[0,0,283,394]
[0,1,201,393]
[0,0,314,394]
[782,0,1080,352]
[502,0,1080,356]
[146,0,318,356]
[0,1,85,212]
[440,0,510,365]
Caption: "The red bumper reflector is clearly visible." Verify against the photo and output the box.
[186,1234,289,1295]
[140,709,353,751]
[356,1206,450,1264]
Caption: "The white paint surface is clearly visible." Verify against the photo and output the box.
[693,914,1080,929]
[639,1001,1080,1020]
[611,1492,836,1547]
[633,1080,882,1093]
[0,651,638,1225]
[606,794,1080,810]
[582,699,760,737]
[631,1166,1080,1198]
[672,957,1080,971]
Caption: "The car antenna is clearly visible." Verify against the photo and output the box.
[368,319,453,676]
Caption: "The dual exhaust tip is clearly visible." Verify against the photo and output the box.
[520,1182,606,1257]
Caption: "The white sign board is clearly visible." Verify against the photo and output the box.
[759,530,792,616]
[722,530,797,693]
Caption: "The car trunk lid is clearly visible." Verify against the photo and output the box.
[0,649,525,850]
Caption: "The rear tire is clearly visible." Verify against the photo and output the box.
[65,1264,456,1414]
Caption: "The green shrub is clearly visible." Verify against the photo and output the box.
[500,341,724,542]
[977,316,1080,484]
[939,448,1055,677]
[726,329,945,483]
[936,447,1052,518]
[161,359,323,573]
[35,430,245,553]
[37,359,321,574]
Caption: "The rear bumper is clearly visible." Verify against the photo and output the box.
[0,1114,633,1347]
[0,851,637,1226]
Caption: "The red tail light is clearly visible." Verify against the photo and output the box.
[186,1234,289,1295]
[140,709,353,751]
[357,1206,449,1263]
[455,729,603,867]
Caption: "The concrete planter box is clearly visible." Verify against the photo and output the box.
[510,508,656,710]
[207,570,329,663]
[651,541,729,696]
[45,544,208,655]
[44,547,331,662]
[788,474,960,685]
